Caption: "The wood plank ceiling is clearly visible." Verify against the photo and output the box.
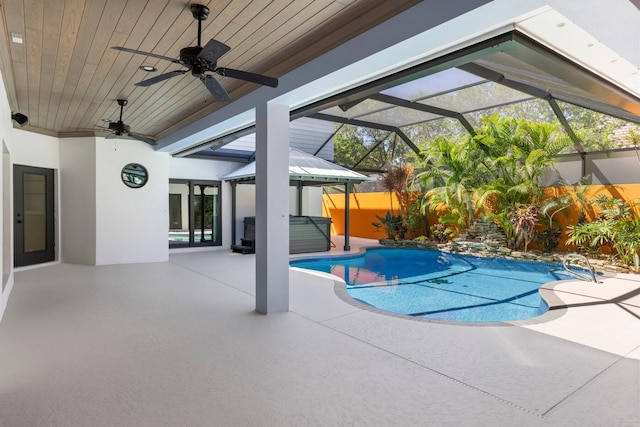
[0,0,420,140]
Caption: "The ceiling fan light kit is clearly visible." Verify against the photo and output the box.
[112,4,278,103]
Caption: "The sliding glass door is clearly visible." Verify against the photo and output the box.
[168,180,221,248]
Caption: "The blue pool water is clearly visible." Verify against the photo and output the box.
[290,248,575,323]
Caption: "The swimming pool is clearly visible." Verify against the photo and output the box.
[290,248,576,323]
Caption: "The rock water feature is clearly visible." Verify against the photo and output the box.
[379,217,636,274]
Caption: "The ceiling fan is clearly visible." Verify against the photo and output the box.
[102,99,156,146]
[112,4,279,102]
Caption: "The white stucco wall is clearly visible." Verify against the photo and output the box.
[288,186,324,217]
[0,76,12,320]
[0,90,64,319]
[305,187,323,216]
[59,137,96,264]
[8,129,60,170]
[95,138,169,265]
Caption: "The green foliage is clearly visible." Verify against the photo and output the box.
[611,217,640,266]
[510,204,539,252]
[333,125,414,170]
[372,211,406,240]
[557,102,619,152]
[379,163,415,215]
[335,110,639,259]
[413,235,429,243]
[417,115,573,243]
[592,194,629,221]
[539,194,572,229]
[419,136,490,228]
[535,228,563,253]
[535,194,573,253]
[489,211,517,249]
[566,221,616,256]
[430,223,454,243]
[404,198,428,237]
[566,196,640,265]
[374,164,426,238]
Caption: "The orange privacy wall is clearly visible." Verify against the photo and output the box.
[323,184,640,243]
[323,192,436,239]
[323,192,393,239]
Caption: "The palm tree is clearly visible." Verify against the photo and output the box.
[379,163,414,216]
[418,137,490,229]
[416,115,574,245]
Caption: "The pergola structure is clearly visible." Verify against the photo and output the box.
[222,148,374,251]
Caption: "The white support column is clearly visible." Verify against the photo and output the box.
[255,101,290,314]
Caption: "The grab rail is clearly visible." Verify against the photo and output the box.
[562,253,599,283]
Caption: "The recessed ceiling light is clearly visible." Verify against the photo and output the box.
[10,32,23,44]
[139,65,157,72]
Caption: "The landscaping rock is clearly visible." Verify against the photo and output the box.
[376,234,637,274]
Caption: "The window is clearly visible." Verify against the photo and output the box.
[168,180,222,248]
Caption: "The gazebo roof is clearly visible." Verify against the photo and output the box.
[221,148,374,185]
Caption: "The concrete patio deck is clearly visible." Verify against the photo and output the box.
[0,236,638,426]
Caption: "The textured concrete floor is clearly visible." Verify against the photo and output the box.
[0,238,638,426]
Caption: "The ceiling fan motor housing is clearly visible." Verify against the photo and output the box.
[181,46,206,64]
[108,121,130,133]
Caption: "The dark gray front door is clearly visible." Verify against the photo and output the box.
[14,165,55,267]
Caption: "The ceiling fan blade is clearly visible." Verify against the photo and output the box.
[128,132,157,146]
[197,39,231,64]
[215,67,278,88]
[202,75,231,102]
[112,46,179,64]
[135,70,187,87]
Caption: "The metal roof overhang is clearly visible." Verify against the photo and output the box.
[221,148,374,185]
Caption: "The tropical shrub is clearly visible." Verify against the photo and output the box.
[510,204,539,252]
[566,196,640,266]
[417,115,573,244]
[404,197,429,237]
[612,217,640,267]
[379,163,415,216]
[372,211,406,240]
[535,193,572,252]
[430,223,454,243]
